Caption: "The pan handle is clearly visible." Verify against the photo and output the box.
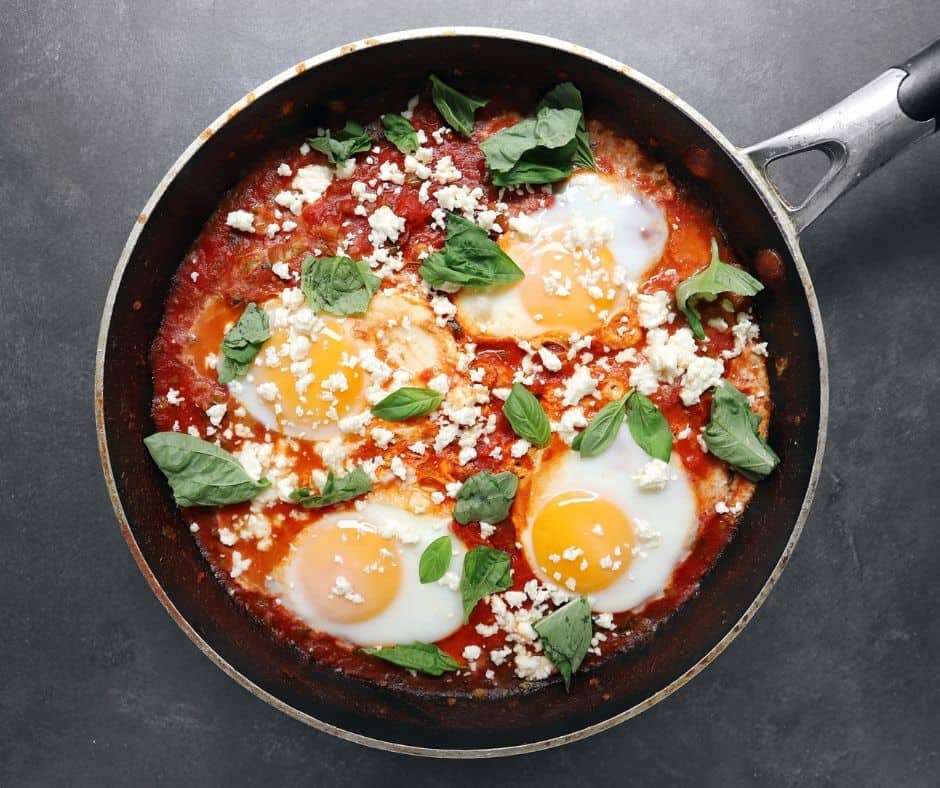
[744,40,940,234]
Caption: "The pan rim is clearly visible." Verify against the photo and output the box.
[94,25,828,758]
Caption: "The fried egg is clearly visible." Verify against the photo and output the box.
[269,502,465,646]
[519,426,697,613]
[456,172,669,339]
[211,287,456,440]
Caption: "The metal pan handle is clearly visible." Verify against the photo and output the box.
[744,40,940,234]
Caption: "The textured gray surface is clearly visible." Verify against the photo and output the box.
[2,1,939,785]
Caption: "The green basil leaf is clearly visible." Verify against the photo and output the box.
[536,82,596,169]
[300,254,381,316]
[479,117,539,172]
[625,390,672,462]
[418,213,524,289]
[381,113,418,154]
[428,74,488,137]
[533,596,593,690]
[218,302,270,384]
[574,398,627,458]
[371,387,443,421]
[459,546,512,623]
[482,82,594,186]
[419,535,453,583]
[453,471,519,525]
[502,383,551,448]
[144,432,270,507]
[534,106,582,149]
[289,466,372,508]
[361,642,461,676]
[675,238,764,339]
[306,120,373,165]
[703,380,779,481]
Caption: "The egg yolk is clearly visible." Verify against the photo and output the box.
[292,521,402,624]
[530,490,634,593]
[499,230,619,334]
[251,320,364,434]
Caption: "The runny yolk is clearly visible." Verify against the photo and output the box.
[499,229,619,334]
[251,320,364,434]
[292,521,402,624]
[531,490,634,593]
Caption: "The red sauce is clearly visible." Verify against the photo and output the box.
[150,87,768,696]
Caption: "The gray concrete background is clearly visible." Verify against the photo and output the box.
[2,1,939,785]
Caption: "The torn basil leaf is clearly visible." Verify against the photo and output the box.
[502,383,551,448]
[533,596,593,690]
[144,432,270,507]
[371,387,443,421]
[419,535,453,584]
[217,302,270,384]
[361,642,461,676]
[300,254,380,316]
[459,545,512,623]
[428,74,488,137]
[418,213,524,289]
[381,113,418,154]
[289,466,372,508]
[306,121,373,165]
[537,82,596,170]
[453,471,519,525]
[703,380,779,481]
[675,238,764,339]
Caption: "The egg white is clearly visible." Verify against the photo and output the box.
[521,426,697,613]
[268,502,465,646]
[456,172,669,339]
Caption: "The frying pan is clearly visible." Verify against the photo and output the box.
[95,28,940,756]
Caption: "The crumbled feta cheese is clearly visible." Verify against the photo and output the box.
[537,346,563,372]
[636,291,672,329]
[205,402,227,427]
[271,261,291,280]
[633,458,677,491]
[225,209,255,233]
[166,388,184,405]
[510,439,531,458]
[561,365,598,407]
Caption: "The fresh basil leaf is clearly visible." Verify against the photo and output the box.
[675,238,764,339]
[418,213,524,289]
[574,398,627,458]
[482,83,594,186]
[300,254,381,316]
[289,466,372,508]
[144,432,270,507]
[361,642,461,676]
[625,390,672,462]
[502,383,551,448]
[371,387,443,421]
[459,546,512,623]
[703,380,779,481]
[218,302,270,384]
[533,596,593,690]
[453,471,519,525]
[489,153,573,187]
[381,113,418,154]
[428,74,488,137]
[536,82,596,169]
[306,121,373,165]
[419,535,453,583]
[479,117,539,172]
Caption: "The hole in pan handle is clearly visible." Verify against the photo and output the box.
[743,38,940,235]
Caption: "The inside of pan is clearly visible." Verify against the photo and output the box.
[101,32,821,753]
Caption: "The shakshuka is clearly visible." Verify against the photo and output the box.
[146,76,778,693]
